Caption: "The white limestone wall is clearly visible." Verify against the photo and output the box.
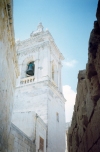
[13,82,48,124]
[39,46,49,79]
[8,123,36,152]
[12,111,36,140]
[12,112,47,152]
[47,88,65,152]
[12,81,66,152]
[0,0,19,151]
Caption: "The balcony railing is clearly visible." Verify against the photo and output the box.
[20,76,35,85]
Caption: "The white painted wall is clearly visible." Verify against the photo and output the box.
[12,111,36,140]
[47,88,65,152]
[13,83,48,124]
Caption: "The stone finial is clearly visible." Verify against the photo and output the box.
[30,22,44,37]
[37,22,44,32]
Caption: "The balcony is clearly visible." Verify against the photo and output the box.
[20,76,35,85]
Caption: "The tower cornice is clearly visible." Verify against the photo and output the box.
[16,28,64,60]
[16,79,66,103]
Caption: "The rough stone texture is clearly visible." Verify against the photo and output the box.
[67,1,100,152]
[66,122,71,152]
[0,0,19,151]
[8,123,36,152]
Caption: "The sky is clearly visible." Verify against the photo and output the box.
[13,0,98,122]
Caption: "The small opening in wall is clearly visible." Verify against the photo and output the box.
[56,112,59,122]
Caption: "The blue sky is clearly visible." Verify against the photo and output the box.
[13,0,98,91]
[13,0,98,121]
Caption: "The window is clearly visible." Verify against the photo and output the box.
[39,137,44,152]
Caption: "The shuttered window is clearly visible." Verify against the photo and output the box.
[39,137,44,152]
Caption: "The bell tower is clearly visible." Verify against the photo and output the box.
[12,23,66,152]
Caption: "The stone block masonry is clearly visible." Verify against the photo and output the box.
[8,123,36,152]
[67,1,100,152]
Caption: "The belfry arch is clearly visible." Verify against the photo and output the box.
[21,56,35,78]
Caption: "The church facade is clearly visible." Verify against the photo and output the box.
[12,23,66,152]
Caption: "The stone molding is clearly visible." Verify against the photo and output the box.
[17,41,49,56]
[17,79,66,103]
[16,29,64,61]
